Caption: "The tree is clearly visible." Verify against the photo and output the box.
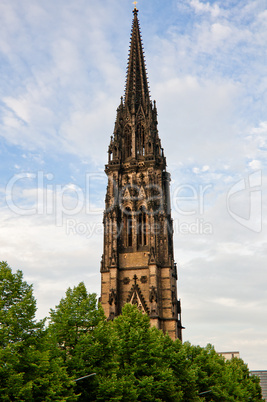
[48,293,263,401]
[183,342,263,401]
[0,261,77,401]
[160,335,199,401]
[49,282,105,353]
[92,305,263,401]
[89,304,201,401]
[225,357,263,401]
[48,282,106,400]
[8,272,259,402]
[48,292,188,401]
[95,304,181,401]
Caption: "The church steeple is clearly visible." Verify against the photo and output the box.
[124,8,150,114]
[106,9,165,166]
[100,8,183,341]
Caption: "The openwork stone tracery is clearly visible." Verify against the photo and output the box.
[100,8,182,341]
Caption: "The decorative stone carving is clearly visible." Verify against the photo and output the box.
[140,276,147,283]
[126,283,149,314]
[149,286,158,303]
[110,249,117,266]
[133,274,138,285]
[150,286,158,317]
[109,289,117,306]
[100,8,182,341]
[148,247,156,264]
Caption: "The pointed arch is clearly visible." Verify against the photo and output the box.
[147,136,153,155]
[124,125,132,158]
[124,207,133,247]
[137,205,147,246]
[126,283,149,313]
[136,123,145,156]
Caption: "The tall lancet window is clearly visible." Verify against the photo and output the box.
[137,206,147,246]
[136,123,145,156]
[124,207,133,247]
[125,126,132,158]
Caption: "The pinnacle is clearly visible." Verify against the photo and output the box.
[124,9,150,113]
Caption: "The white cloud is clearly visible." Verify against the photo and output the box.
[4,97,30,123]
[0,0,127,160]
[249,159,262,170]
[154,75,242,169]
[189,0,221,18]
[0,182,103,319]
[0,0,266,371]
[211,22,232,41]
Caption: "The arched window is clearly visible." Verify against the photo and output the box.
[124,207,132,247]
[137,206,147,246]
[136,124,145,156]
[125,126,132,158]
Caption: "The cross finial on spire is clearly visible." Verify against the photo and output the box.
[133,1,138,9]
[125,1,149,111]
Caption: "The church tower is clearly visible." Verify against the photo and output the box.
[100,7,182,341]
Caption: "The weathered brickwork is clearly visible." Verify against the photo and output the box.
[99,8,183,341]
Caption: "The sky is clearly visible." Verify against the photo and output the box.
[0,0,266,370]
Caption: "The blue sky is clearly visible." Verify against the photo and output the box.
[0,0,267,370]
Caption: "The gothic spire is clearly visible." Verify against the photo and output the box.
[101,7,182,341]
[124,8,150,113]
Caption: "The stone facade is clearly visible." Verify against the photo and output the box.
[100,8,182,341]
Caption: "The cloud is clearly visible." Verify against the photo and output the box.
[0,0,266,370]
[0,180,104,319]
[249,160,262,170]
[0,0,128,161]
[172,170,267,369]
[154,75,242,169]
[189,0,221,18]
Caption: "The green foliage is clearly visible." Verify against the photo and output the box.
[0,261,77,401]
[0,261,40,347]
[183,342,263,401]
[1,262,264,401]
[104,304,185,401]
[49,282,105,351]
[48,282,106,400]
[225,357,263,401]
[47,288,264,401]
[161,335,199,400]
